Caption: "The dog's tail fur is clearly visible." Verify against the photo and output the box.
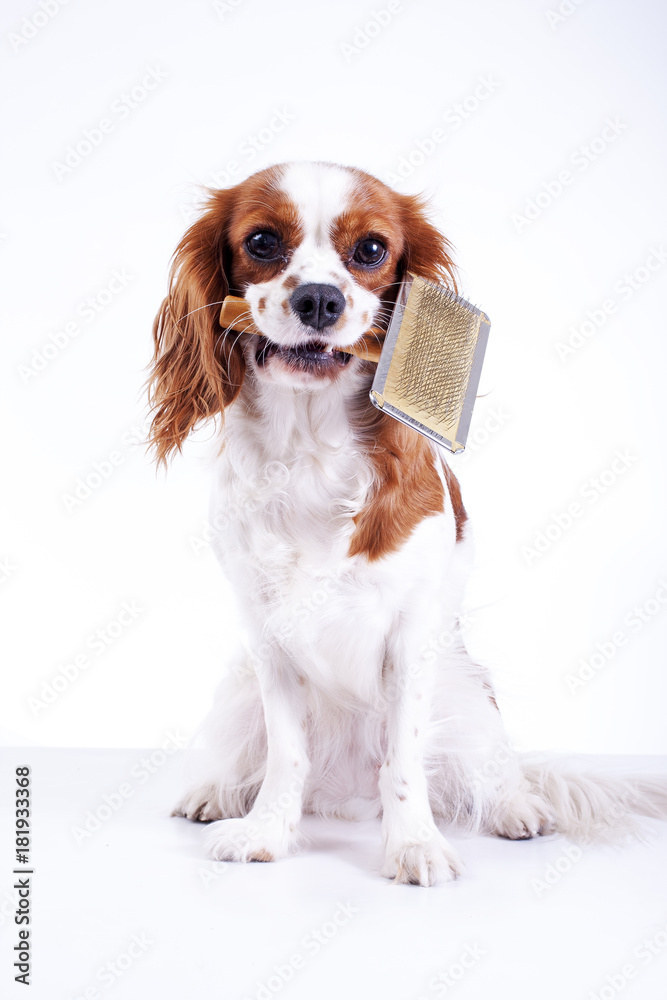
[519,756,667,843]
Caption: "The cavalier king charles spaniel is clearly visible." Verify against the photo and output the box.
[149,161,666,885]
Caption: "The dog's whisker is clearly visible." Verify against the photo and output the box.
[175,300,230,325]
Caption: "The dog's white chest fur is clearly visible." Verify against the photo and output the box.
[209,383,458,707]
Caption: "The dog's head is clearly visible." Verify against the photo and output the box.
[148,161,456,464]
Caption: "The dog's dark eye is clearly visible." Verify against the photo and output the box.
[353,238,387,267]
[246,231,280,260]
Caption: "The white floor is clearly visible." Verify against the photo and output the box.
[2,749,667,1000]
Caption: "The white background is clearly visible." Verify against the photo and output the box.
[2,0,666,754]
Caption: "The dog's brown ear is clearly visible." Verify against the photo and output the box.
[148,191,246,467]
[397,193,458,290]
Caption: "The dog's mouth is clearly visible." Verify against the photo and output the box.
[255,337,353,374]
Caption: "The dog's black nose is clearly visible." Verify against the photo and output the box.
[289,283,345,330]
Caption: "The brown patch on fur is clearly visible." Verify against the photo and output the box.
[334,167,459,562]
[398,794,407,802]
[441,461,468,542]
[346,295,354,309]
[283,274,300,290]
[330,167,457,325]
[250,849,274,863]
[148,164,305,466]
[281,299,290,316]
[257,297,266,313]
[148,185,248,467]
[483,680,499,711]
[349,406,445,562]
[226,169,303,291]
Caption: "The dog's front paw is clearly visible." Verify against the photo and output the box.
[382,830,463,887]
[204,816,298,864]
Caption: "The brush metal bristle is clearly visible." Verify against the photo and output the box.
[370,274,490,453]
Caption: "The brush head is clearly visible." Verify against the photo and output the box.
[370,274,491,453]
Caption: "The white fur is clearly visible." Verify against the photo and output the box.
[173,163,667,885]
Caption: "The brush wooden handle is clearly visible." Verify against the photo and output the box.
[219,296,383,364]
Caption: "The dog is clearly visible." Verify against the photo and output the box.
[148,160,667,885]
